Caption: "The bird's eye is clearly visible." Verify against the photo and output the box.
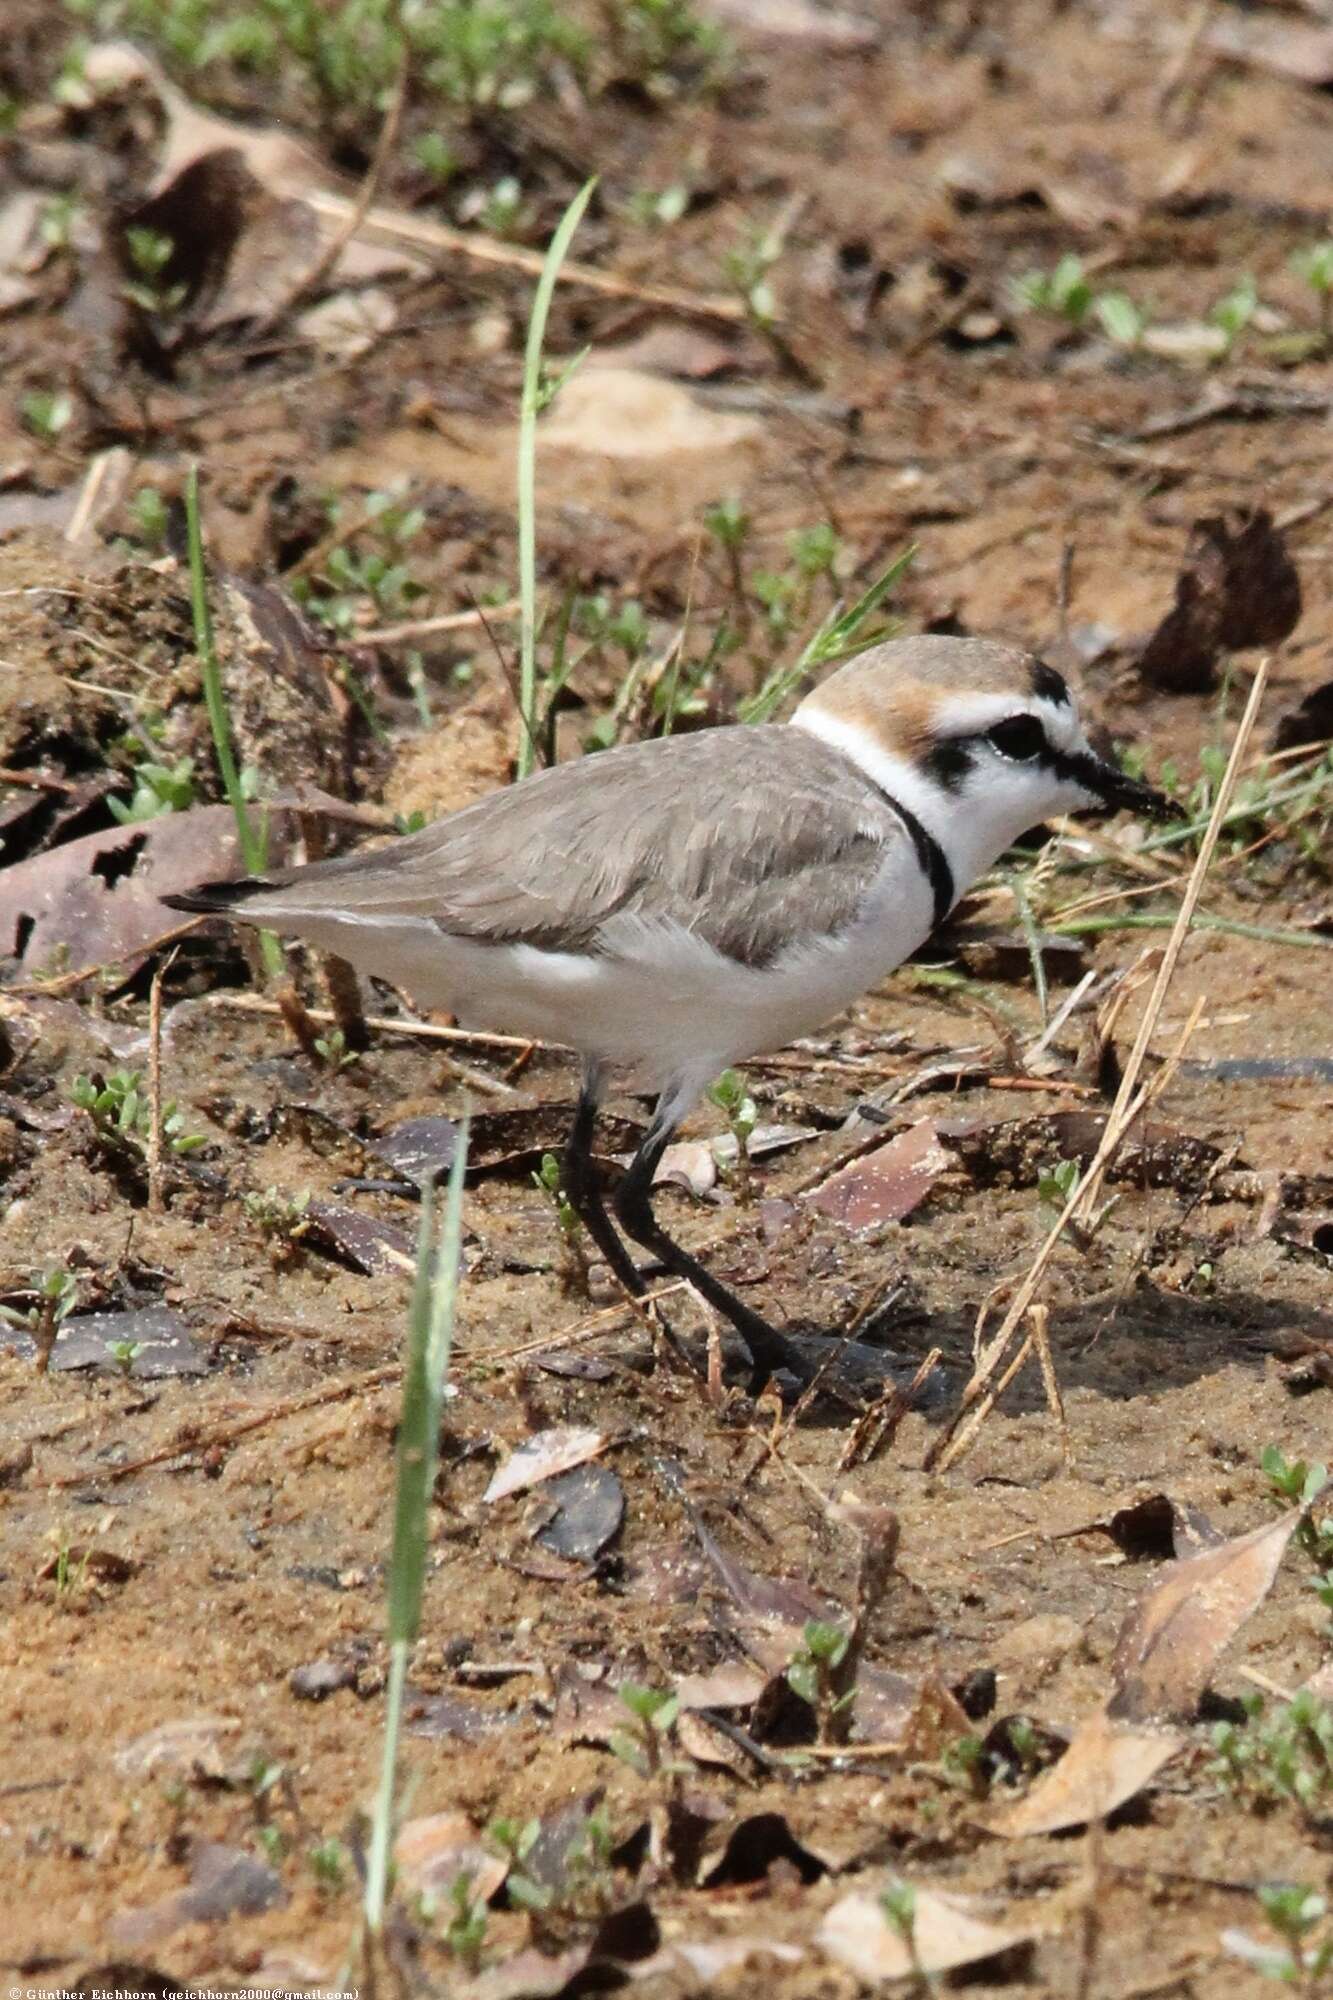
[986,715,1046,761]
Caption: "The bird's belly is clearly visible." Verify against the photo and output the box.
[268,857,935,1086]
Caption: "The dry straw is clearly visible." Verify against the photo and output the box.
[925,659,1270,1474]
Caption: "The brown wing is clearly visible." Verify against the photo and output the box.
[242,726,903,968]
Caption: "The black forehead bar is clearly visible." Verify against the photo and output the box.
[1028,657,1071,707]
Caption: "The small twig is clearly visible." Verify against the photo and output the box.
[303,190,748,323]
[925,663,1269,1473]
[146,947,176,1214]
[357,598,522,646]
[64,447,131,545]
[1074,1816,1106,2000]
[838,1348,943,1470]
[253,39,409,336]
[205,993,524,1091]
[46,1363,403,1487]
[1024,968,1102,1064]
[1029,1302,1073,1471]
[0,765,79,792]
[486,1281,688,1364]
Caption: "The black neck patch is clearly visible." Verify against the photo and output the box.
[867,781,955,931]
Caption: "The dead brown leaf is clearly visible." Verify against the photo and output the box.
[984,1708,1184,1837]
[818,1879,1033,1980]
[1110,1505,1303,1723]
[1,803,286,978]
[394,1811,508,1904]
[1137,509,1302,694]
[805,1117,952,1230]
[484,1426,608,1504]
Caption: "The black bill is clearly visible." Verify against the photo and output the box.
[1056,748,1186,822]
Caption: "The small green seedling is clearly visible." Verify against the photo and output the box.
[72,1069,205,1160]
[629,181,690,227]
[243,1186,311,1257]
[936,1732,987,1797]
[413,132,457,184]
[308,1837,346,1893]
[705,496,751,608]
[130,486,171,548]
[1037,1157,1080,1216]
[1011,253,1093,324]
[1261,1445,1333,1568]
[610,1681,682,1783]
[786,1619,855,1742]
[108,1339,143,1377]
[297,484,427,637]
[50,1535,91,1597]
[789,519,841,583]
[560,1808,616,1915]
[21,389,73,440]
[707,1067,758,1201]
[1209,274,1258,358]
[880,1877,934,1995]
[122,224,186,316]
[108,754,195,825]
[1225,1883,1333,1987]
[1210,1690,1333,1815]
[725,220,782,331]
[487,1816,552,1913]
[313,1025,359,1072]
[0,1265,79,1374]
[532,1152,589,1296]
[1292,241,1333,346]
[441,1869,488,1967]
[1094,290,1147,348]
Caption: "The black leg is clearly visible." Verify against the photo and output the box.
[561,1079,648,1299]
[612,1109,808,1391]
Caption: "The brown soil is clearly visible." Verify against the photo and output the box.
[2,3,1333,1993]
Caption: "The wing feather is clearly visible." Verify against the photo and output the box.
[240,726,903,967]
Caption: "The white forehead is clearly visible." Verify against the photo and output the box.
[928,689,1087,750]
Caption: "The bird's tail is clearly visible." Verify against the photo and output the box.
[161,876,286,918]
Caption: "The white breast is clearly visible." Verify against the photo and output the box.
[279,833,935,1096]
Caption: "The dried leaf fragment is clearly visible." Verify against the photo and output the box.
[984,1707,1183,1836]
[1138,509,1301,695]
[484,1426,607,1504]
[1110,1506,1302,1723]
[818,1879,1032,1980]
[806,1118,951,1230]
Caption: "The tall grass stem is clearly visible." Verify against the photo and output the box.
[517,179,596,778]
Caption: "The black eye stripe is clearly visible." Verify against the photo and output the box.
[986,715,1047,761]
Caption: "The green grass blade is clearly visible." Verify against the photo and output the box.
[517,179,597,780]
[739,544,915,724]
[184,465,285,980]
[1053,909,1333,949]
[364,1121,470,1937]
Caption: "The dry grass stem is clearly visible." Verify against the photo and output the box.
[357,598,522,646]
[925,661,1269,1473]
[254,34,408,335]
[304,190,747,322]
[146,948,174,1215]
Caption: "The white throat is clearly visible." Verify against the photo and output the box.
[791,706,1008,891]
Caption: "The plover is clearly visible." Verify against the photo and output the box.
[166,635,1177,1384]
